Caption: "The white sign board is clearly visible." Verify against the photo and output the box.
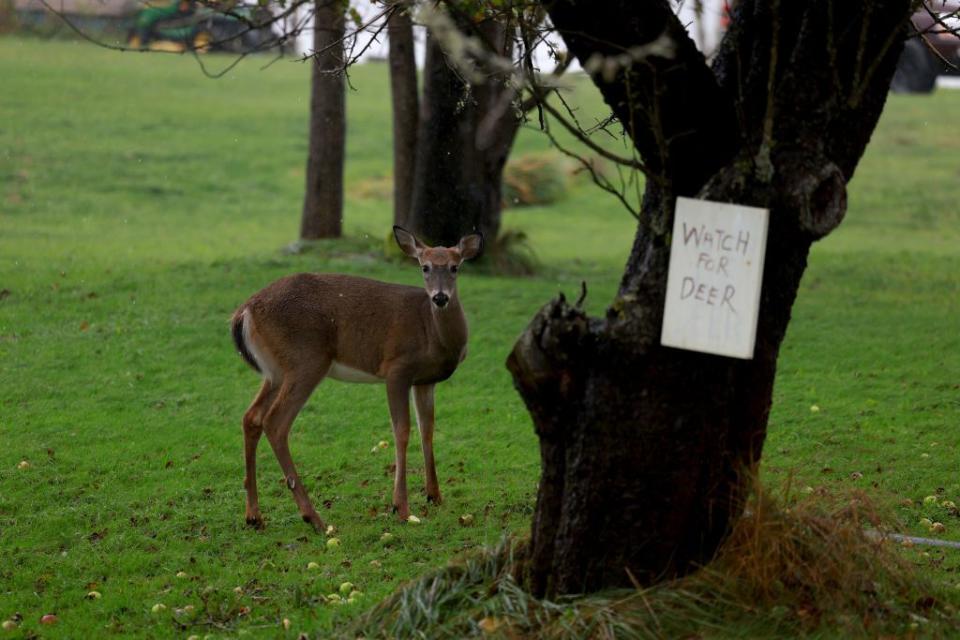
[660,197,769,359]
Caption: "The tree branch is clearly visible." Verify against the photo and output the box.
[547,0,740,199]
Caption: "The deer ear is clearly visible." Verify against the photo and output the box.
[457,233,483,261]
[394,226,425,258]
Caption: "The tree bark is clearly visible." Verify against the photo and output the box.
[509,0,912,597]
[387,2,419,227]
[407,16,520,250]
[300,0,346,240]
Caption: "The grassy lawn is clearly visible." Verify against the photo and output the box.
[1,36,959,638]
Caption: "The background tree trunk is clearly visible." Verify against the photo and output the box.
[300,0,345,240]
[387,2,419,227]
[508,0,912,598]
[407,16,520,249]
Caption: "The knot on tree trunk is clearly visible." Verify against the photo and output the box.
[790,161,847,239]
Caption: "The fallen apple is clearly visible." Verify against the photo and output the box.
[931,522,947,533]
[338,582,354,595]
[380,532,393,544]
[325,525,335,536]
[282,618,291,630]
[176,571,188,578]
[458,514,474,526]
[307,561,320,570]
[17,461,29,470]
[86,591,102,600]
[407,515,421,525]
[920,517,934,528]
[349,590,362,599]
[326,538,341,550]
[2,620,17,631]
[924,495,938,505]
[151,603,166,614]
[377,440,389,449]
[39,614,58,625]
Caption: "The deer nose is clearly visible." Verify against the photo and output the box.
[432,292,449,308]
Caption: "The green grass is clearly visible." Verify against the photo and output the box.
[1,36,959,638]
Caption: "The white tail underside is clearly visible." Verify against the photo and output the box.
[242,310,281,385]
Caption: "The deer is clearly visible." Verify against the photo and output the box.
[230,226,482,531]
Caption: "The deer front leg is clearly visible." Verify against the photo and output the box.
[263,373,327,533]
[242,380,276,528]
[386,378,412,521]
[413,384,441,505]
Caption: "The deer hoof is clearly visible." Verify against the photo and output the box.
[303,513,326,533]
[245,516,264,529]
[426,493,443,506]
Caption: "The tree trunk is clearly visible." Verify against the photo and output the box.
[300,0,346,240]
[387,2,419,227]
[508,0,912,597]
[408,17,519,249]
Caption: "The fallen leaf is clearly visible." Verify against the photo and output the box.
[478,617,503,633]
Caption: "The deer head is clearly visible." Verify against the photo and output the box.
[393,226,482,309]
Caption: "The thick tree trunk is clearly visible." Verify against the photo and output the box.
[387,2,419,227]
[408,18,519,249]
[509,0,912,597]
[300,0,345,240]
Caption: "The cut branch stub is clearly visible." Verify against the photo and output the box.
[506,295,591,439]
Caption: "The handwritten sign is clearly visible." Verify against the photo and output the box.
[660,197,769,359]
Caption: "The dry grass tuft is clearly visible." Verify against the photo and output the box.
[340,487,959,639]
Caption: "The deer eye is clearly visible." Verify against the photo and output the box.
[450,265,458,274]
[422,265,430,273]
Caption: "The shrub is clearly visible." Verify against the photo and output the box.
[503,152,570,208]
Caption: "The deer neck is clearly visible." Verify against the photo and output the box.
[428,291,468,353]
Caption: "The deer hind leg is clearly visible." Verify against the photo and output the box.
[262,366,328,533]
[413,384,441,505]
[242,379,278,528]
[387,378,412,521]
